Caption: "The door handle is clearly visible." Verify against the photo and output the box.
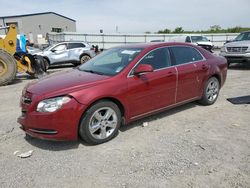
[202,64,209,70]
[166,71,176,77]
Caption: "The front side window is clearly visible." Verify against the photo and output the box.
[78,48,142,75]
[52,44,67,51]
[185,36,191,43]
[171,46,203,65]
[138,47,171,70]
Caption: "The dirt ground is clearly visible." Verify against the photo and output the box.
[0,64,249,188]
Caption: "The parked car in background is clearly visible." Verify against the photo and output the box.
[168,35,214,52]
[34,41,96,68]
[220,31,250,65]
[18,42,227,144]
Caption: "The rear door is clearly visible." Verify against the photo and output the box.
[127,47,177,118]
[170,46,206,103]
[67,42,86,61]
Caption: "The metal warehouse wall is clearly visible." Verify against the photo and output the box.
[0,13,76,43]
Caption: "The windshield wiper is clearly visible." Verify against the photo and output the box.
[82,69,104,75]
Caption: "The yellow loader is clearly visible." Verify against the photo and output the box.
[0,24,46,86]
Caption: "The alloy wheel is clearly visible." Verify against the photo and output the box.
[88,107,118,140]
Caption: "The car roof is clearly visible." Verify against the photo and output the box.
[113,42,197,49]
[53,41,90,46]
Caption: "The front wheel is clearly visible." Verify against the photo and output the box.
[79,101,121,145]
[198,77,220,105]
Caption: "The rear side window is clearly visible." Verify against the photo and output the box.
[68,43,85,49]
[139,47,171,70]
[170,46,203,65]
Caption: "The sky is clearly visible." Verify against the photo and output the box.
[1,0,250,33]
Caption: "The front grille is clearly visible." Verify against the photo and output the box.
[22,91,32,105]
[198,45,212,50]
[21,110,27,117]
[227,46,248,53]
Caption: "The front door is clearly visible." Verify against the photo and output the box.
[127,47,177,118]
[50,43,68,64]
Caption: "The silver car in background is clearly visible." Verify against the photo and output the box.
[220,31,250,65]
[35,41,96,67]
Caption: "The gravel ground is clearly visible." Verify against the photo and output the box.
[0,64,249,188]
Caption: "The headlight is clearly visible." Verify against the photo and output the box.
[37,96,71,113]
[220,46,226,52]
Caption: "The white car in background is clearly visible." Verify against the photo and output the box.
[35,41,96,67]
[168,35,214,52]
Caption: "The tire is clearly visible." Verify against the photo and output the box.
[79,101,121,145]
[0,49,17,86]
[43,58,50,70]
[80,54,91,64]
[34,55,47,72]
[198,77,220,105]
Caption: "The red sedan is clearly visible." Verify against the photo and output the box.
[18,42,227,144]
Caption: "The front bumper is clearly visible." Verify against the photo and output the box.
[220,52,250,63]
[198,44,213,52]
[17,96,87,141]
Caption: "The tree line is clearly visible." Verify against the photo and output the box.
[146,25,250,34]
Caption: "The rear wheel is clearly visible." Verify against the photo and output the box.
[0,49,17,86]
[79,101,121,145]
[199,77,220,105]
[80,54,91,64]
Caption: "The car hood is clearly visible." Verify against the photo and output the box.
[195,41,213,46]
[26,68,110,97]
[225,40,250,47]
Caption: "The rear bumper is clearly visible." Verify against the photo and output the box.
[17,98,87,141]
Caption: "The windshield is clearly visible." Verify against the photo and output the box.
[191,36,209,42]
[234,32,250,41]
[78,48,143,76]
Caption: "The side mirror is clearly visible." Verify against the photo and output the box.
[134,64,153,75]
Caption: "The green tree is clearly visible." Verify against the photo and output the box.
[158,28,171,34]
[173,27,184,33]
[209,25,221,32]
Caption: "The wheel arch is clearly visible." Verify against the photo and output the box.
[43,56,50,64]
[79,53,91,60]
[209,73,221,88]
[84,97,125,118]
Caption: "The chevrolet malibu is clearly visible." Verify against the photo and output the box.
[18,42,227,144]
